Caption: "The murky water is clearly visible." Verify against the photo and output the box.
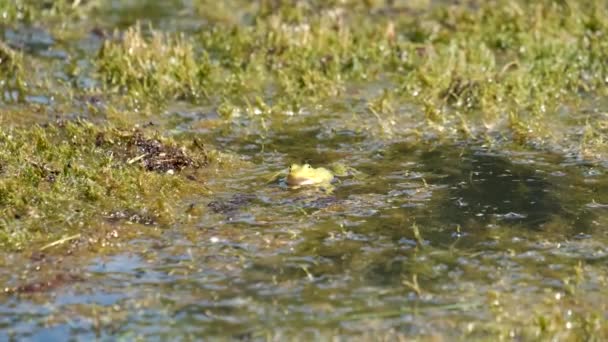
[2,128,607,339]
[2,1,608,340]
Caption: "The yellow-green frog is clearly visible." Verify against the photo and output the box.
[287,164,334,187]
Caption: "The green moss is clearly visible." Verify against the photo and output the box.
[97,26,211,103]
[0,121,212,250]
[89,0,608,155]
[0,0,89,23]
[0,41,26,102]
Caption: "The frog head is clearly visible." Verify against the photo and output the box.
[287,163,334,186]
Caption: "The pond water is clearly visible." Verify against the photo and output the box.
[2,124,607,340]
[2,0,608,340]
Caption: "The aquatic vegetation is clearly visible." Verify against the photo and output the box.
[0,0,91,23]
[0,122,211,250]
[86,0,608,156]
[97,25,211,103]
[0,41,26,101]
[1,0,608,340]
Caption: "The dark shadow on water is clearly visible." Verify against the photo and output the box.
[334,143,595,286]
[382,142,595,232]
[419,147,563,229]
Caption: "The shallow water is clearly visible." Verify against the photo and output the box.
[2,0,608,340]
[2,131,607,339]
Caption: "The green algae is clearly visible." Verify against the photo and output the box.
[0,121,214,250]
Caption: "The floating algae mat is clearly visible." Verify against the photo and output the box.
[1,0,608,340]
